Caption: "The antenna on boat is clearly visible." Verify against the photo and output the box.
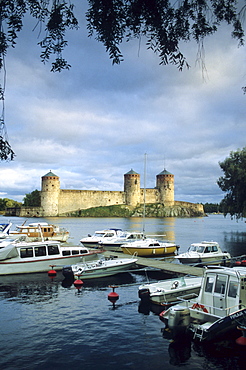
[143,153,147,234]
[38,224,44,242]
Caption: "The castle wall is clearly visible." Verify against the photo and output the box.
[58,189,125,214]
[140,188,159,204]
[174,200,204,213]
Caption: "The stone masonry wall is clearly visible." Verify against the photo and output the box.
[58,189,126,214]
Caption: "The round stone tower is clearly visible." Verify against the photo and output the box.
[156,169,174,205]
[41,171,60,216]
[124,169,140,206]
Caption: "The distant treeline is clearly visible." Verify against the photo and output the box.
[202,203,222,213]
[0,198,22,212]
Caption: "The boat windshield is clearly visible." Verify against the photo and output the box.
[189,245,205,253]
[95,232,107,237]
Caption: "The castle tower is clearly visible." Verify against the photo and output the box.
[124,169,140,206]
[41,171,60,216]
[156,169,174,205]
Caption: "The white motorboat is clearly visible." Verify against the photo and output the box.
[160,266,246,342]
[98,232,145,251]
[80,228,127,248]
[175,241,231,265]
[9,222,70,242]
[138,276,202,307]
[62,256,138,279]
[0,239,101,275]
[0,222,12,238]
[121,238,179,257]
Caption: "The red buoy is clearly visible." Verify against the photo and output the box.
[74,278,84,290]
[236,326,246,345]
[241,260,246,266]
[108,285,119,306]
[48,265,57,277]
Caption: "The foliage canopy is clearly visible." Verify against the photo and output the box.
[0,0,246,160]
[217,148,246,219]
[23,190,41,207]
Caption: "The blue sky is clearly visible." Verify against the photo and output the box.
[0,5,246,204]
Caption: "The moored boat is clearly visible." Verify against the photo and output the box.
[98,231,145,251]
[62,256,138,279]
[80,228,126,248]
[175,241,231,265]
[9,222,70,242]
[0,239,100,275]
[138,276,202,307]
[121,238,179,257]
[159,266,246,342]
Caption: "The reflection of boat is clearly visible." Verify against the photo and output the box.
[80,228,127,248]
[99,232,144,251]
[0,272,61,302]
[0,222,12,238]
[62,256,138,279]
[9,222,69,242]
[160,266,246,342]
[0,240,100,275]
[121,239,179,257]
[138,276,202,307]
[175,241,231,265]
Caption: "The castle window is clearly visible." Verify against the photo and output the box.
[135,179,137,184]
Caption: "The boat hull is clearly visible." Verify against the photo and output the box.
[177,255,230,264]
[190,307,246,342]
[10,233,69,242]
[0,252,99,275]
[139,276,202,306]
[121,246,177,257]
[63,258,137,279]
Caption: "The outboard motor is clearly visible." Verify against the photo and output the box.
[168,306,191,337]
[138,288,150,302]
[62,265,74,279]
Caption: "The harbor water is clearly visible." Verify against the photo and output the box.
[0,214,246,370]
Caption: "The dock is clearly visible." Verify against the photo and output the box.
[103,251,204,277]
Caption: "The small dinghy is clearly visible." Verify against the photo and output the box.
[62,256,138,279]
[138,276,202,307]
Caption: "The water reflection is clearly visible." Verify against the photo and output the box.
[168,337,191,366]
[62,272,136,289]
[223,231,246,257]
[0,272,61,302]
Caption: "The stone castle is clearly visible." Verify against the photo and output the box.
[40,169,175,217]
[12,169,204,218]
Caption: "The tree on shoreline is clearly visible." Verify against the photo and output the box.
[23,190,41,207]
[217,148,246,219]
[1,1,246,160]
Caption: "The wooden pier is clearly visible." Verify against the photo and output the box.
[103,251,204,277]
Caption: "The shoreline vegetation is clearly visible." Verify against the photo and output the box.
[60,203,205,218]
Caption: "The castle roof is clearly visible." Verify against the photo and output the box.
[157,169,173,176]
[42,171,59,177]
[125,169,139,175]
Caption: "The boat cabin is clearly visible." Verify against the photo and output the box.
[197,266,246,317]
[189,242,219,254]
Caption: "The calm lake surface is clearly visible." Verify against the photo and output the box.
[0,214,246,370]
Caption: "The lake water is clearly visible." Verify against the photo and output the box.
[0,214,246,370]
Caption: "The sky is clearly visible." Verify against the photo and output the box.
[0,3,246,205]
